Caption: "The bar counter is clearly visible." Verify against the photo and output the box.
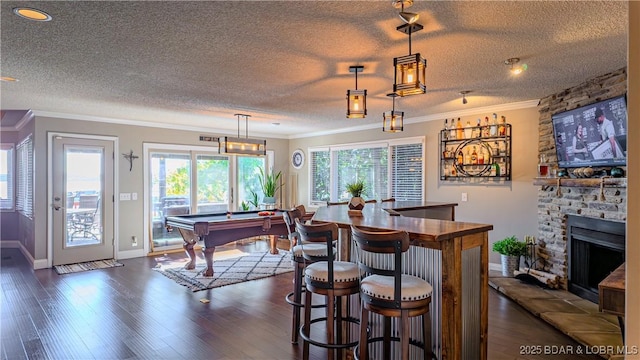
[312,201,493,360]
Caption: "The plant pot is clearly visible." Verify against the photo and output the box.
[500,254,520,277]
[263,196,276,204]
[348,197,365,211]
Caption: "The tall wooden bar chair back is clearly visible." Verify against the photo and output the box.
[296,219,360,360]
[283,206,328,344]
[351,225,434,360]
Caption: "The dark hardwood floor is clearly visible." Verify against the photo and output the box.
[1,241,600,360]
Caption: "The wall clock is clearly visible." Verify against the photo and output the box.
[291,149,305,169]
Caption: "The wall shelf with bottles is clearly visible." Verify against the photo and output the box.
[439,116,512,181]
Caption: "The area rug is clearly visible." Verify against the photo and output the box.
[54,259,124,275]
[153,251,293,292]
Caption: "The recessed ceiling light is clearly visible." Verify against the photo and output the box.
[13,7,52,21]
[0,76,19,82]
[272,122,281,126]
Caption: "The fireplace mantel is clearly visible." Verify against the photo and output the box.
[533,177,627,188]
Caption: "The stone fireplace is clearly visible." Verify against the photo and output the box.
[534,67,627,294]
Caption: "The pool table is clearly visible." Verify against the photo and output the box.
[165,210,312,277]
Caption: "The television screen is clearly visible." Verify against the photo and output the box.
[552,95,627,168]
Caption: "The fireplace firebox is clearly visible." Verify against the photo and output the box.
[567,215,625,303]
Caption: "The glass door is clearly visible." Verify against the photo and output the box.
[149,152,191,252]
[52,137,114,265]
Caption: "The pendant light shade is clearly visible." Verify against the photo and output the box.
[393,23,427,97]
[219,114,266,156]
[346,65,367,118]
[383,93,404,132]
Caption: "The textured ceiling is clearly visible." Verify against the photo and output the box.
[0,1,628,138]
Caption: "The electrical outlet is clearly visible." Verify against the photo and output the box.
[120,193,131,201]
[461,192,468,202]
[131,192,138,201]
[131,236,138,246]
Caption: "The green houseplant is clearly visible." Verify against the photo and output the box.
[345,179,366,213]
[258,168,282,204]
[492,235,527,277]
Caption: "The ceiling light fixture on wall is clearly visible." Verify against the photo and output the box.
[460,90,471,105]
[219,114,266,156]
[383,93,404,132]
[504,57,528,75]
[393,0,419,24]
[393,23,427,96]
[346,65,367,118]
[12,7,52,21]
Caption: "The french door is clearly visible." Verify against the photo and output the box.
[51,136,115,266]
[146,145,266,252]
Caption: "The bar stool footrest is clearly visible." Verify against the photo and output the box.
[285,291,327,309]
[299,316,360,350]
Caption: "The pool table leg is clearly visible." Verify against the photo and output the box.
[203,245,216,277]
[179,229,197,271]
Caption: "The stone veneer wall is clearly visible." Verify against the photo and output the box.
[535,67,627,290]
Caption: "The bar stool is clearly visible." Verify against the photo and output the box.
[283,206,329,344]
[351,225,434,360]
[296,219,360,360]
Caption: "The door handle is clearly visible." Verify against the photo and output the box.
[52,204,64,211]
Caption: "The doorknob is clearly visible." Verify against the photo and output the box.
[52,204,64,211]
[54,196,61,201]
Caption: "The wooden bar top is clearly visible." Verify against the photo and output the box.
[312,201,493,245]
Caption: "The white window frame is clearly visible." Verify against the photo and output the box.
[16,135,34,218]
[0,143,15,211]
[308,136,425,206]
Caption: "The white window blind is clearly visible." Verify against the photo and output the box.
[391,142,423,201]
[309,149,330,204]
[309,138,424,204]
[0,144,15,210]
[16,135,33,218]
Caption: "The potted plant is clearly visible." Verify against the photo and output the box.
[345,179,366,214]
[492,235,527,277]
[258,167,282,204]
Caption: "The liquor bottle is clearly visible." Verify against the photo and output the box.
[499,116,507,136]
[471,146,478,165]
[493,161,501,177]
[492,141,499,157]
[451,165,457,177]
[478,147,485,165]
[475,118,481,138]
[456,118,463,139]
[443,119,449,140]
[450,120,457,140]
[483,117,490,137]
[464,121,472,139]
[465,148,471,164]
[490,113,498,136]
[456,150,464,164]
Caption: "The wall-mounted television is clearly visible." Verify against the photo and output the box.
[552,95,627,168]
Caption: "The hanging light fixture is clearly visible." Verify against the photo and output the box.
[393,22,427,96]
[219,114,266,156]
[460,90,471,105]
[346,65,367,118]
[383,93,404,132]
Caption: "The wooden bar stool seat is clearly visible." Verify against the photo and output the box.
[296,219,360,360]
[351,225,434,360]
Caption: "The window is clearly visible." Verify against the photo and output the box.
[16,135,33,218]
[391,143,423,200]
[309,137,424,205]
[0,144,14,210]
[309,149,330,203]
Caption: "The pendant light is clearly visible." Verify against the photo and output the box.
[219,114,266,156]
[346,65,367,118]
[383,93,404,132]
[393,22,427,97]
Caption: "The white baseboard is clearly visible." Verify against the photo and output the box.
[118,248,145,260]
[0,240,49,269]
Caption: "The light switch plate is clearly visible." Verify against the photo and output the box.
[120,193,131,201]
